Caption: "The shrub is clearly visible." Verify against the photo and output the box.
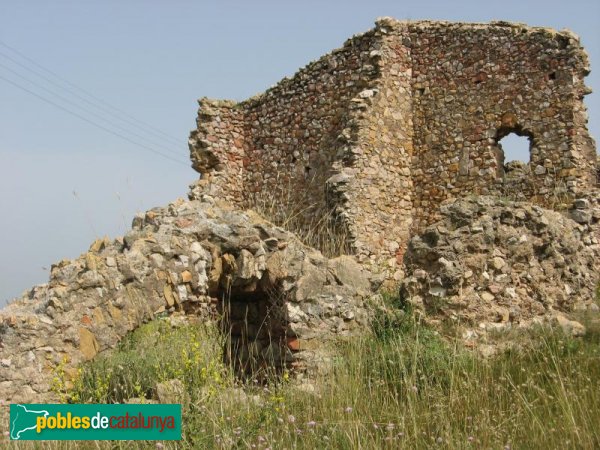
[67,319,229,404]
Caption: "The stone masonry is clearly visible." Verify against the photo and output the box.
[1,18,598,405]
[400,195,600,331]
[189,18,597,280]
[0,196,372,403]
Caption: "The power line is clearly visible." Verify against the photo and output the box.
[0,73,189,166]
[0,49,182,147]
[0,40,183,145]
[0,61,185,154]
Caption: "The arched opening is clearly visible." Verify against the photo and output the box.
[220,286,290,380]
[499,133,531,164]
[496,127,534,176]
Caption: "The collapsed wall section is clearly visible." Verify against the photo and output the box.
[0,197,373,403]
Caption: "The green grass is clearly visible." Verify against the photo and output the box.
[7,299,600,449]
[61,318,231,405]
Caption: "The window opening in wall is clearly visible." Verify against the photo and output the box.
[497,131,532,169]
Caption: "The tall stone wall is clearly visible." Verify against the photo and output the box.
[190,29,384,248]
[341,25,415,279]
[241,30,378,221]
[189,18,597,277]
[406,20,596,229]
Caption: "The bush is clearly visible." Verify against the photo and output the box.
[66,319,229,404]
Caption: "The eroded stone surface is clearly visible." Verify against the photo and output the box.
[400,194,600,331]
[0,196,372,403]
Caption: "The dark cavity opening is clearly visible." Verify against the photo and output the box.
[219,284,292,381]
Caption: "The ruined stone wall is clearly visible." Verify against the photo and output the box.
[241,30,378,221]
[2,19,598,404]
[189,99,246,203]
[189,18,597,277]
[341,25,415,279]
[190,29,384,245]
[0,196,372,403]
[401,195,600,329]
[406,20,596,229]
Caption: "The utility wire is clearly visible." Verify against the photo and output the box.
[0,73,189,166]
[0,40,183,145]
[0,49,182,147]
[0,61,185,154]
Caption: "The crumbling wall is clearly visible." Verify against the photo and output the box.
[0,196,372,403]
[407,20,596,229]
[189,99,246,203]
[189,18,597,277]
[241,31,377,221]
[400,194,600,329]
[190,29,383,247]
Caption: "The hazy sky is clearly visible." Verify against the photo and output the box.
[1,0,599,304]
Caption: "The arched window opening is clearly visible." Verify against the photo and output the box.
[499,133,531,164]
[496,128,534,176]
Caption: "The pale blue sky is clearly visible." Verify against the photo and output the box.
[1,0,598,303]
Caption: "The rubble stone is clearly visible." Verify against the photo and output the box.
[400,195,600,327]
[0,197,373,403]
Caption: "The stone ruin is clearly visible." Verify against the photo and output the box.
[1,19,599,404]
[401,195,600,331]
[0,198,372,403]
[189,17,597,280]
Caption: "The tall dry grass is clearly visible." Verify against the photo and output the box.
[248,173,352,257]
[7,298,599,449]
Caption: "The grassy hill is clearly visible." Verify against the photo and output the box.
[35,293,600,449]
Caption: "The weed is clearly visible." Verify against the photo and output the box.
[68,319,229,404]
[26,298,600,449]
[248,173,352,257]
